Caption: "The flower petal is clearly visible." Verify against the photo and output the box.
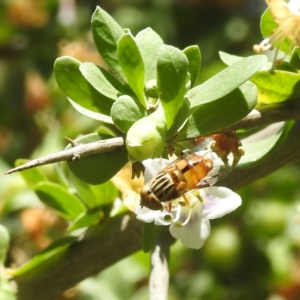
[135,205,160,223]
[154,211,173,226]
[288,0,300,17]
[142,158,170,182]
[201,186,242,219]
[267,0,291,21]
[169,217,211,249]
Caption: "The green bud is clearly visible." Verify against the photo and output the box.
[126,110,166,161]
[145,79,158,99]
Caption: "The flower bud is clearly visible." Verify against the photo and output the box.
[126,115,166,161]
[145,79,158,99]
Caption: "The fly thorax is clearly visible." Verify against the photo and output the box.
[150,172,178,202]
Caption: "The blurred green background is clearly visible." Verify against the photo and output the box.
[1,0,300,299]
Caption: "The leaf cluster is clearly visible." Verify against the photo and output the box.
[54,6,269,185]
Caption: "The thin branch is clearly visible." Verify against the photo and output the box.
[5,137,124,174]
[226,100,300,131]
[14,212,143,300]
[4,101,300,175]
[11,123,300,300]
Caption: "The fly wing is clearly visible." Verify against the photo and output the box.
[216,164,232,182]
[193,137,213,153]
[195,164,232,188]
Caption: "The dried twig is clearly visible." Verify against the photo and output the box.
[4,100,300,176]
[5,137,124,174]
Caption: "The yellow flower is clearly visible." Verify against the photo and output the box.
[254,0,300,70]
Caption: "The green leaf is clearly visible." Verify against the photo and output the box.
[178,81,257,140]
[54,56,113,123]
[219,51,296,73]
[251,70,300,104]
[111,95,146,133]
[35,182,86,220]
[67,133,128,185]
[68,99,113,123]
[220,51,300,103]
[142,222,161,253]
[16,159,47,189]
[135,27,164,83]
[95,124,118,137]
[183,45,201,87]
[79,62,128,100]
[219,51,275,72]
[157,45,189,129]
[117,31,147,107]
[91,6,125,81]
[219,51,243,66]
[239,122,293,167]
[166,98,190,139]
[71,171,119,208]
[67,209,102,232]
[90,180,119,205]
[10,236,76,277]
[69,173,100,208]
[187,54,267,112]
[290,48,300,69]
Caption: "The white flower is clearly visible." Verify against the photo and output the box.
[135,158,242,249]
[254,0,300,70]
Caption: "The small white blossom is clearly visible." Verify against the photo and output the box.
[254,0,300,70]
[135,158,242,249]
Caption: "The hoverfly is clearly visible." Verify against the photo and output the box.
[140,132,243,211]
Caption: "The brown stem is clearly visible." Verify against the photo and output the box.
[14,212,142,300]
[4,101,300,175]
[7,102,300,299]
[226,100,300,131]
[5,137,124,174]
[11,122,300,300]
